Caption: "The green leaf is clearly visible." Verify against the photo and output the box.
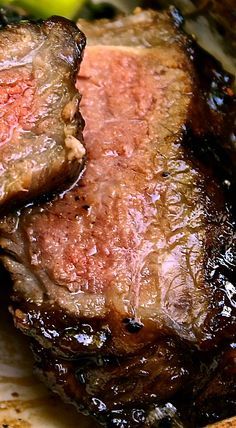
[0,0,86,19]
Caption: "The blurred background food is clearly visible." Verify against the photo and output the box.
[0,0,86,19]
[0,0,235,76]
[142,0,236,76]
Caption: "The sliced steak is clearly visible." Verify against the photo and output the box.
[0,17,86,212]
[0,8,235,427]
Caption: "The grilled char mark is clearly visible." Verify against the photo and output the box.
[0,17,86,212]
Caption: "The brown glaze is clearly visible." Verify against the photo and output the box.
[32,340,236,427]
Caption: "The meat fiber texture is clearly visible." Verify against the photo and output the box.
[0,17,86,212]
[0,8,235,427]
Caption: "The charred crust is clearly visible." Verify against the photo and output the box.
[161,171,170,178]
[169,6,185,28]
[123,318,144,333]
[82,204,90,211]
[44,16,86,52]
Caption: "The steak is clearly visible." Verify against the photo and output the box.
[0,8,235,427]
[0,17,86,212]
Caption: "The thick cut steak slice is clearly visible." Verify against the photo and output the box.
[0,9,235,355]
[0,17,86,211]
[0,10,235,426]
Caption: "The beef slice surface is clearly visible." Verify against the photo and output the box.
[0,9,235,357]
[0,16,86,212]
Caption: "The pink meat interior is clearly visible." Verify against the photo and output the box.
[25,46,207,338]
[0,68,35,146]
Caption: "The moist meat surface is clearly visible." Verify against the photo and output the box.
[0,17,86,211]
[0,9,235,427]
[32,340,236,427]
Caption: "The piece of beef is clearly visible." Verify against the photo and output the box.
[32,339,193,427]
[192,344,236,426]
[0,17,86,212]
[32,340,236,427]
[0,8,235,427]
